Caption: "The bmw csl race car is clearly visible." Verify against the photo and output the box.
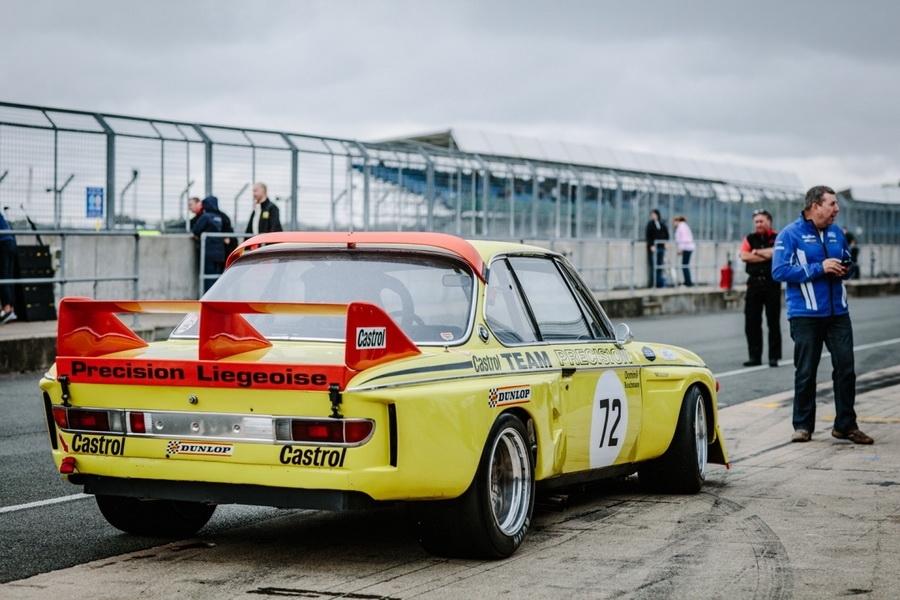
[40,232,728,558]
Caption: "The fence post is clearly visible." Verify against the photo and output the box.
[94,114,116,231]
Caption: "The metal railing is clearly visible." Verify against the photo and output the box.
[1,229,141,299]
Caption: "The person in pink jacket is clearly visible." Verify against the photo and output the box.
[673,215,695,287]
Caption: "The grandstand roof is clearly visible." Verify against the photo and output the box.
[380,128,803,191]
[841,186,900,205]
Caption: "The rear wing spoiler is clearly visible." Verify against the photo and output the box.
[55,297,421,391]
[228,230,488,281]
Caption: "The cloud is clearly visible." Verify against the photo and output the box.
[2,0,898,189]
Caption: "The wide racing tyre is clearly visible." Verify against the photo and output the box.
[96,494,216,537]
[413,413,535,559]
[638,385,708,494]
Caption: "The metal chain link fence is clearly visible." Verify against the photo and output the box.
[2,101,898,250]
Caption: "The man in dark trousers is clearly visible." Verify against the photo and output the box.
[739,209,782,367]
[645,208,669,288]
[192,196,225,294]
[245,182,283,237]
[0,210,18,324]
[772,185,872,445]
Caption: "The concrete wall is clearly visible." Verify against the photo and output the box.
[14,232,900,303]
[20,233,199,301]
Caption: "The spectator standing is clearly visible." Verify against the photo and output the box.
[192,196,225,294]
[672,215,695,287]
[0,211,17,324]
[645,208,669,288]
[188,196,202,230]
[245,182,283,237]
[208,199,236,258]
[843,227,860,280]
[739,209,782,367]
[772,185,872,445]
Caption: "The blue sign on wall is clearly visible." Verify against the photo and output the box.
[86,187,104,218]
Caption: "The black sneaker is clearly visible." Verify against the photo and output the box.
[0,310,16,325]
[743,360,761,367]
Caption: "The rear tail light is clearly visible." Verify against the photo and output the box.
[52,406,69,429]
[276,418,374,445]
[52,407,124,433]
[53,406,374,447]
[129,411,147,434]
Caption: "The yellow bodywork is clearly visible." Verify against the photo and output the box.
[40,236,728,507]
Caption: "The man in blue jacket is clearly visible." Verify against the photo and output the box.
[772,185,873,445]
[191,196,225,294]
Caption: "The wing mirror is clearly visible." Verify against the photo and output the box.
[614,323,634,349]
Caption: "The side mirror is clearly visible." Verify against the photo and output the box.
[614,322,633,349]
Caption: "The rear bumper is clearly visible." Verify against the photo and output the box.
[79,475,378,511]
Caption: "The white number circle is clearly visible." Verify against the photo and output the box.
[589,370,629,468]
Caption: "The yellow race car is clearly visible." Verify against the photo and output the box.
[40,232,728,559]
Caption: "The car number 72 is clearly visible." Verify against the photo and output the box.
[596,397,621,448]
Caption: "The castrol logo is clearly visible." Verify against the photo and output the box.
[356,327,386,349]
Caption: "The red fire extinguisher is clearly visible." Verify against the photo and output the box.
[719,253,734,290]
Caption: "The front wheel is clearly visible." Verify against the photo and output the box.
[413,413,535,558]
[638,385,708,494]
[96,495,216,537]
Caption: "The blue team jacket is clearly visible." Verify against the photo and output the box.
[771,214,853,319]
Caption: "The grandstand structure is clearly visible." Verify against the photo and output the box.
[1,100,898,244]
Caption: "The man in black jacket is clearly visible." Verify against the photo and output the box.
[739,209,782,367]
[645,208,669,288]
[245,182,283,237]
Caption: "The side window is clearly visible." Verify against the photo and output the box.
[484,259,538,345]
[557,261,615,340]
[507,256,592,341]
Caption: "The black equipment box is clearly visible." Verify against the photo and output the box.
[14,245,57,322]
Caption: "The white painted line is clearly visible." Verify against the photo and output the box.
[0,493,90,514]
[715,337,900,379]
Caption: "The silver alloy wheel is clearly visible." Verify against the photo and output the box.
[489,425,532,536]
[694,394,708,480]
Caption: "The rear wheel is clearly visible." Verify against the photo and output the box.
[638,385,708,494]
[96,495,216,537]
[413,413,535,558]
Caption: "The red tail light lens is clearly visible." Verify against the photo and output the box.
[344,420,374,444]
[291,420,343,443]
[288,419,374,445]
[52,406,69,429]
[66,409,111,432]
[52,407,124,433]
[129,412,147,434]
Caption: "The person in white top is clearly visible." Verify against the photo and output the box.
[673,215,695,287]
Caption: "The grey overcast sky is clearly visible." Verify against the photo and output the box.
[2,0,898,190]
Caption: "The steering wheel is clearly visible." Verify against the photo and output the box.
[380,276,425,329]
